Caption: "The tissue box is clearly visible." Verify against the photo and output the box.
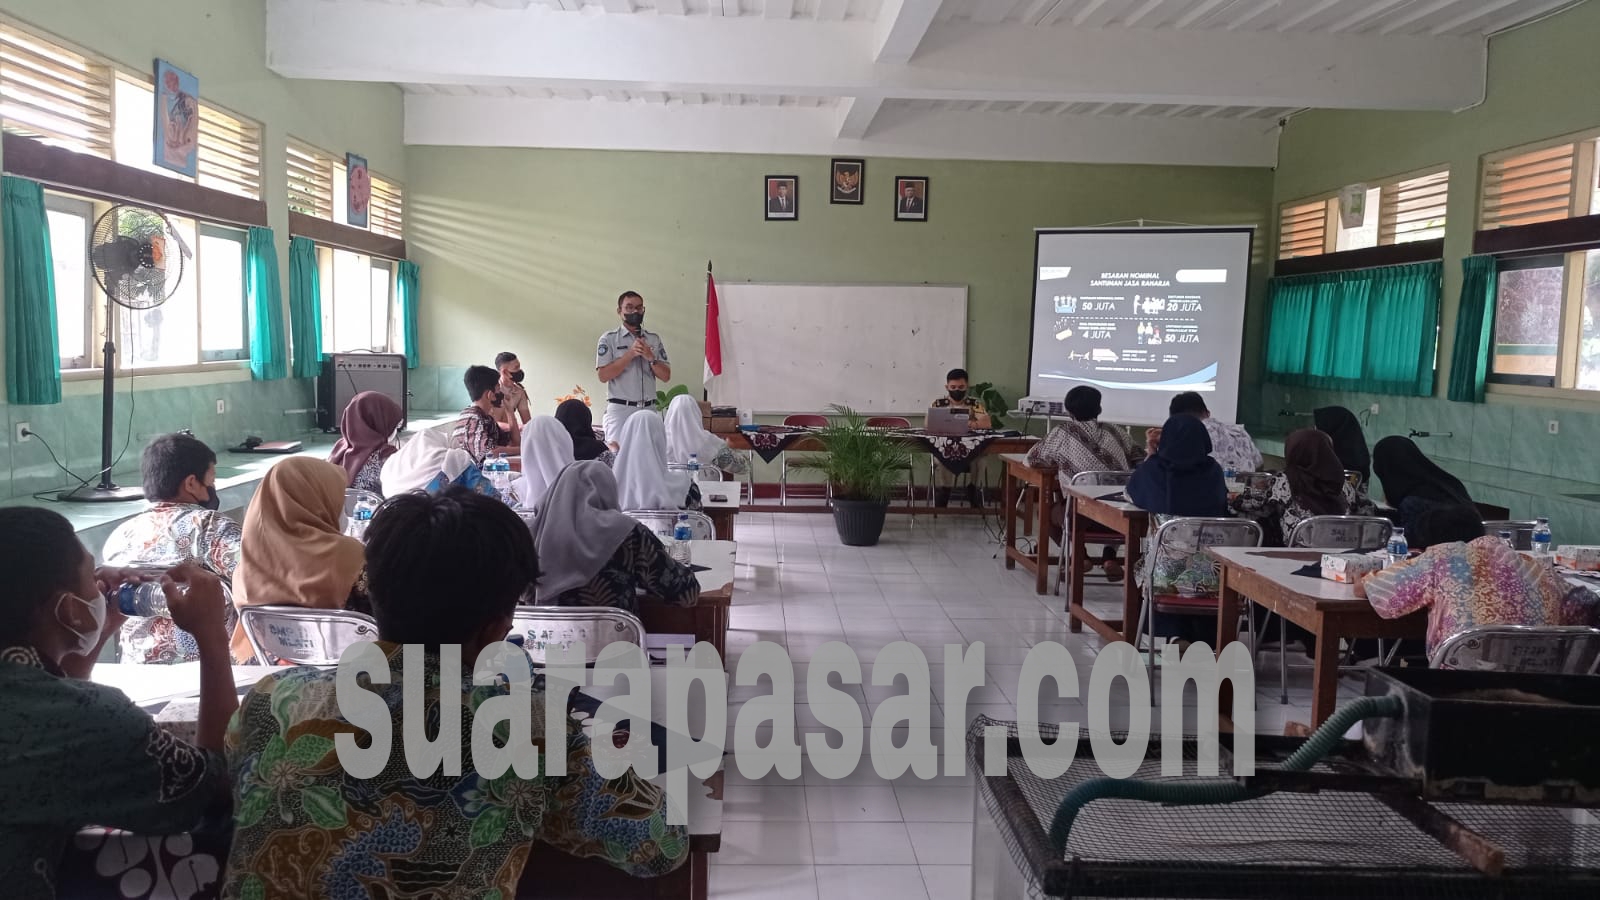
[1322,553,1386,583]
[1557,545,1600,571]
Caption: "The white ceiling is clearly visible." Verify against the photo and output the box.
[269,0,1589,166]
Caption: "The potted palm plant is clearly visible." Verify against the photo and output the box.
[800,405,913,546]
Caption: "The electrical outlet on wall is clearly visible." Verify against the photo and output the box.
[15,422,30,443]
[216,399,226,415]
[1369,403,1380,415]
[1549,420,1560,435]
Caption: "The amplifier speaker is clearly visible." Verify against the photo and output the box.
[318,353,408,431]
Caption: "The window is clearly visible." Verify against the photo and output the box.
[1480,137,1592,229]
[0,22,112,157]
[292,138,404,236]
[111,75,262,198]
[1277,167,1451,260]
[45,193,93,369]
[369,174,404,239]
[46,193,248,372]
[319,246,394,353]
[1489,256,1564,387]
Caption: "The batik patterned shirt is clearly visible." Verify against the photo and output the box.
[1201,418,1263,473]
[0,645,228,899]
[1231,475,1377,547]
[1025,419,1143,489]
[102,503,243,665]
[351,453,387,496]
[549,524,702,612]
[222,641,685,899]
[1364,536,1600,655]
[452,406,512,464]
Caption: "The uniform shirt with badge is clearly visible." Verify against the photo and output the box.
[596,326,670,402]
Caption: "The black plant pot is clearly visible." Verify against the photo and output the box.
[832,497,889,546]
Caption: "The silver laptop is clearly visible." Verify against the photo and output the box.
[926,406,971,436]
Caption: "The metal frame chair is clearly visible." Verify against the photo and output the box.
[1431,624,1600,674]
[511,606,646,666]
[1053,470,1133,595]
[1134,516,1263,683]
[238,605,379,666]
[1481,520,1539,551]
[623,509,716,540]
[1269,515,1395,702]
[779,414,829,506]
[668,463,724,482]
[866,416,918,505]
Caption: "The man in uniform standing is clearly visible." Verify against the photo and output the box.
[595,290,671,443]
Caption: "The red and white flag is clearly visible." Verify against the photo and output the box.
[703,269,723,387]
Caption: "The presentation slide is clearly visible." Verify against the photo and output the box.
[1027,228,1253,426]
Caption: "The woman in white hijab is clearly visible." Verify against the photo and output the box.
[380,427,451,496]
[514,416,574,510]
[663,395,748,476]
[613,411,698,510]
[532,461,700,609]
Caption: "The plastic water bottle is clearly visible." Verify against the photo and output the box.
[113,581,179,618]
[1386,527,1408,565]
[1533,518,1553,556]
[671,513,694,564]
[687,453,700,477]
[347,506,374,541]
[487,454,512,499]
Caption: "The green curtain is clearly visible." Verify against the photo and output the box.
[1446,255,1498,404]
[246,227,287,380]
[1264,260,1442,397]
[288,236,322,379]
[3,176,62,405]
[397,259,420,369]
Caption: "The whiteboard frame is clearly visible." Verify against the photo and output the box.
[709,280,970,416]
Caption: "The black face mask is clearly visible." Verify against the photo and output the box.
[509,370,525,384]
[623,312,644,328]
[491,391,504,408]
[948,389,967,402]
[201,486,220,511]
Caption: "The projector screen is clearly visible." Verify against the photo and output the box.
[1027,227,1253,426]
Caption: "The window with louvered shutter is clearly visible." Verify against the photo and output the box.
[1380,168,1449,244]
[369,175,403,239]
[287,139,335,219]
[197,104,261,199]
[0,23,112,157]
[1482,142,1578,230]
[1278,199,1330,260]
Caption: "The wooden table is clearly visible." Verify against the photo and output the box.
[695,479,740,541]
[638,540,735,658]
[1061,484,1150,643]
[1209,547,1427,729]
[1001,453,1057,594]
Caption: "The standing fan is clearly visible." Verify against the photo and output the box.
[59,204,190,502]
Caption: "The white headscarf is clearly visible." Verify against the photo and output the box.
[613,411,692,510]
[515,416,574,511]
[532,461,642,600]
[663,395,724,466]
[380,427,451,496]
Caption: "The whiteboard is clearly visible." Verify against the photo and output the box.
[707,282,968,415]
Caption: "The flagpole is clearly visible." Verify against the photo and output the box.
[704,260,713,402]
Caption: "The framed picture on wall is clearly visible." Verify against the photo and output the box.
[765,175,798,221]
[347,153,371,228]
[894,176,928,221]
[830,159,864,204]
[153,59,198,177]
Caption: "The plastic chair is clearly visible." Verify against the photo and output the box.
[238,606,379,666]
[1054,470,1133,595]
[624,509,716,540]
[780,414,830,506]
[1134,517,1263,683]
[1431,624,1600,674]
[1481,520,1539,550]
[1264,515,1395,702]
[511,606,646,667]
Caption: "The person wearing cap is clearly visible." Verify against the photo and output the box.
[595,291,671,445]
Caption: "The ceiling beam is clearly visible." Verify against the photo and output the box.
[405,92,1279,166]
[266,0,1487,111]
[874,0,945,64]
[835,96,885,138]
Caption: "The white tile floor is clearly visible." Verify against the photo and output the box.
[711,512,1367,900]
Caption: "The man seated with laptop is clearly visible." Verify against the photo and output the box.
[928,368,991,507]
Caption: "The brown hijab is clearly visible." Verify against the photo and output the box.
[1284,428,1349,517]
[329,391,405,486]
[230,457,367,661]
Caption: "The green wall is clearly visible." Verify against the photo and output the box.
[0,0,404,498]
[1262,0,1600,542]
[406,147,1274,414]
